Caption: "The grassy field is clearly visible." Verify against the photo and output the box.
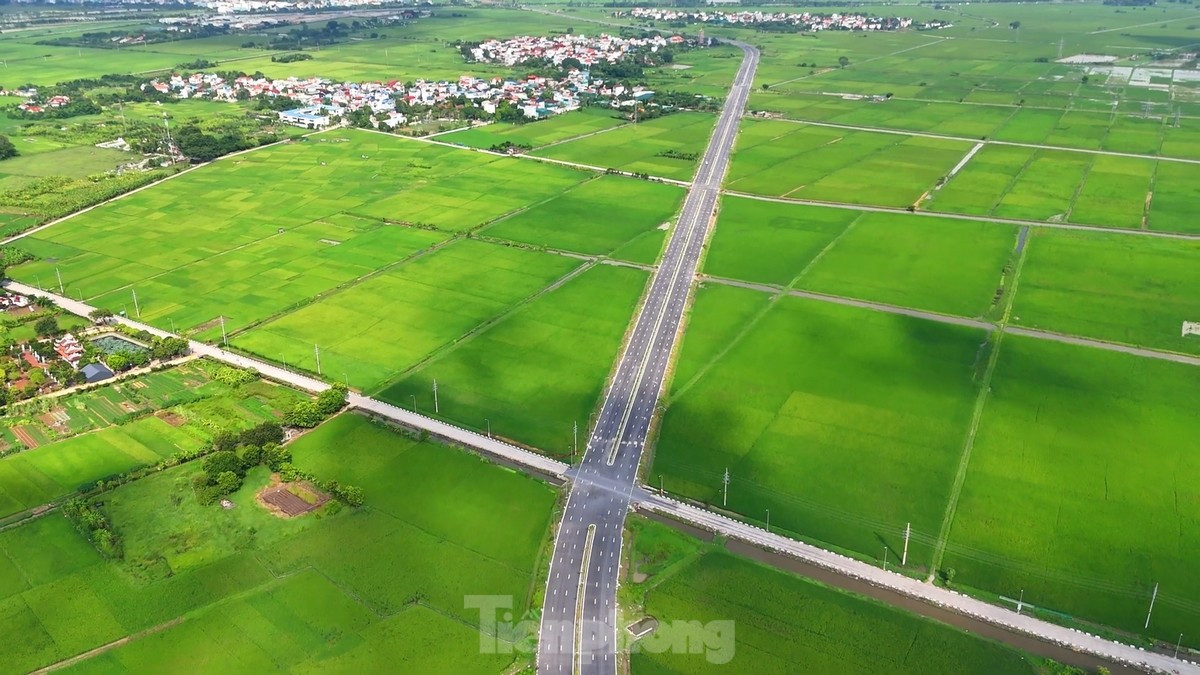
[625,518,1045,675]
[1010,229,1200,355]
[0,364,303,518]
[483,175,684,256]
[378,264,647,454]
[943,336,1200,644]
[726,120,972,208]
[657,288,986,569]
[445,107,628,150]
[0,413,556,673]
[7,130,590,340]
[706,198,1018,317]
[532,112,716,180]
[234,238,582,391]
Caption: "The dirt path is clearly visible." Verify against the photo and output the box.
[31,617,185,674]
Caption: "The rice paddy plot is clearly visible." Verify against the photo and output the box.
[726,120,971,207]
[483,175,684,256]
[931,146,1155,228]
[657,289,987,568]
[1145,160,1200,233]
[0,416,203,518]
[445,108,628,150]
[531,112,716,181]
[1010,229,1200,354]
[235,239,582,391]
[627,520,1045,675]
[378,264,648,454]
[6,130,589,336]
[0,413,554,673]
[796,211,1019,318]
[704,196,857,286]
[943,336,1200,644]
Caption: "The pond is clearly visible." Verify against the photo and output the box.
[90,334,149,356]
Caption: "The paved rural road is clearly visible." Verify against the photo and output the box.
[534,41,759,675]
[2,281,572,480]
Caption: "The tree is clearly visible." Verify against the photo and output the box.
[203,450,245,478]
[28,368,45,386]
[1009,20,1021,29]
[0,135,17,161]
[838,56,850,68]
[106,353,130,371]
[315,384,348,417]
[215,470,242,495]
[283,399,323,428]
[337,484,364,507]
[34,315,59,337]
[761,83,770,90]
[89,308,113,324]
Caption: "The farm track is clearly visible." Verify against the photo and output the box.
[701,274,1200,367]
[762,116,1200,165]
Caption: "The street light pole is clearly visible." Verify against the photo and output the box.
[1175,633,1184,659]
[485,418,491,438]
[766,509,770,533]
[432,379,439,413]
[410,394,416,410]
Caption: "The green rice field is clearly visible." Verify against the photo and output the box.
[483,175,684,256]
[943,337,1200,642]
[444,107,628,150]
[7,131,591,339]
[706,198,1019,317]
[626,518,1045,675]
[532,112,716,181]
[379,264,648,453]
[656,288,987,569]
[0,413,555,673]
[726,120,972,208]
[1010,229,1200,355]
[234,238,583,391]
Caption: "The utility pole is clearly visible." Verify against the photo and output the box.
[432,379,439,413]
[1175,633,1184,659]
[485,418,491,438]
[131,288,141,318]
[314,344,322,375]
[1017,589,1025,615]
[883,546,887,571]
[659,474,664,497]
[722,467,730,507]
[1145,582,1159,629]
[220,316,227,345]
[766,509,770,533]
[902,522,911,567]
[55,267,64,294]
[573,420,578,459]
[1057,37,1064,60]
[410,394,416,410]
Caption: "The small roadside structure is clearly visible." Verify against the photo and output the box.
[80,363,114,384]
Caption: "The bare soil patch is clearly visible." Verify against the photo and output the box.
[11,426,39,449]
[155,410,186,427]
[257,474,329,518]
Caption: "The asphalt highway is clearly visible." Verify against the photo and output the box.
[535,41,760,675]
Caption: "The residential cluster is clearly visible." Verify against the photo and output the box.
[13,94,71,114]
[620,8,937,31]
[191,0,412,14]
[466,33,680,67]
[143,68,624,127]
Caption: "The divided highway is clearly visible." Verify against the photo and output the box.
[535,41,760,675]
